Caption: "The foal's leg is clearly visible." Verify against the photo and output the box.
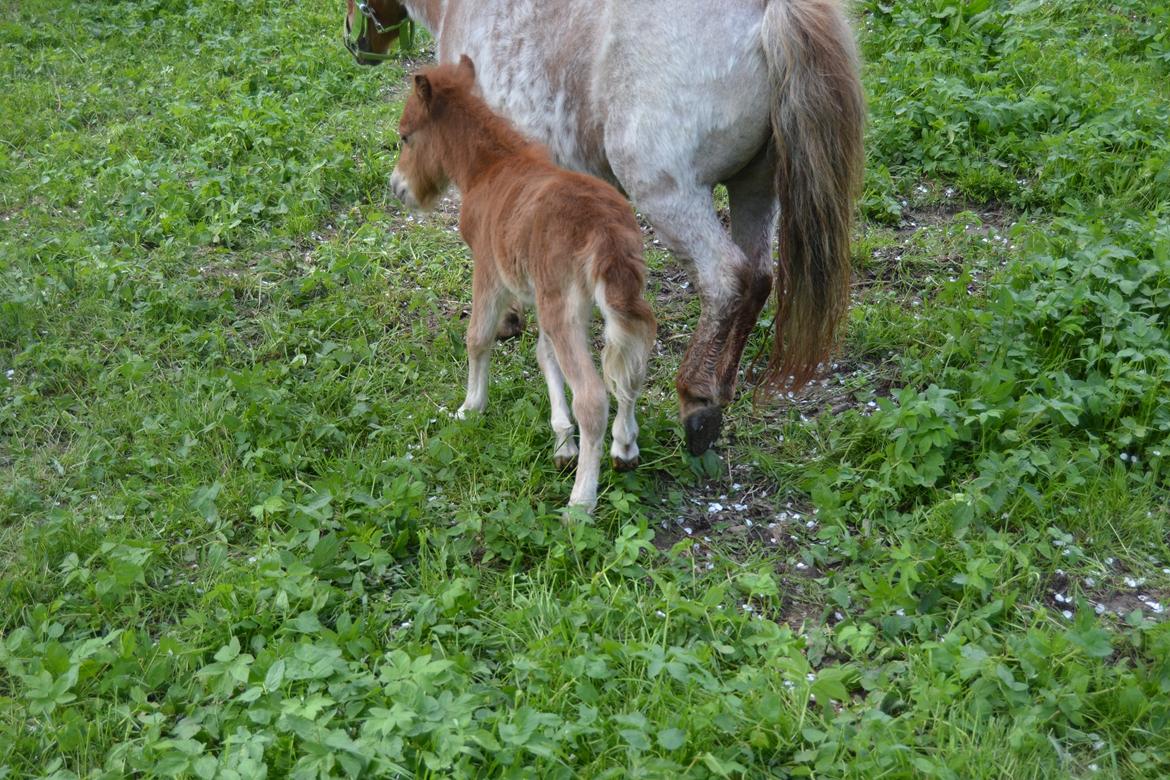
[536,330,579,469]
[457,262,510,419]
[609,388,640,471]
[539,295,608,511]
[601,308,656,472]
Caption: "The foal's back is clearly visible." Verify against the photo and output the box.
[459,146,645,302]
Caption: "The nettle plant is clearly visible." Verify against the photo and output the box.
[816,214,1170,530]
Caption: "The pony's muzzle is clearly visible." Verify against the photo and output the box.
[342,7,384,66]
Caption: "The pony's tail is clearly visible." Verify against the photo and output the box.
[590,235,657,406]
[760,0,865,391]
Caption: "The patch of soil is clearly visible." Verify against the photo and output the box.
[648,466,832,630]
[776,591,828,631]
[1044,567,1169,623]
[860,197,1018,303]
[898,198,1015,238]
[650,472,796,550]
[395,190,463,231]
[648,461,825,562]
[774,357,899,419]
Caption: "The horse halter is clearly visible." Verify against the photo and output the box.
[343,2,412,62]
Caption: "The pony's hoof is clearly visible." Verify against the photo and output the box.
[553,454,578,472]
[612,455,639,472]
[562,501,595,522]
[683,405,723,455]
[561,506,592,524]
[495,310,525,341]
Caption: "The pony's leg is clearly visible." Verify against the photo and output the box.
[624,188,771,455]
[538,296,607,511]
[716,148,778,398]
[536,330,579,468]
[457,263,510,419]
[496,301,526,341]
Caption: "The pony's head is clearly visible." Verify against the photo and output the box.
[390,56,478,211]
[344,0,409,65]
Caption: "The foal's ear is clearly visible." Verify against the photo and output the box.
[457,54,476,82]
[413,73,433,103]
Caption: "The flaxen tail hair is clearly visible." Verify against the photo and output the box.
[589,233,657,406]
[760,0,865,390]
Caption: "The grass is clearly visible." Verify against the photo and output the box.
[2,0,1169,777]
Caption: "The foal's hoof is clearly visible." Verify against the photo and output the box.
[495,310,525,341]
[612,455,640,472]
[553,454,578,473]
[683,406,723,456]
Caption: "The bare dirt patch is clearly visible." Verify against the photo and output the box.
[649,467,832,629]
[860,196,1018,302]
[649,463,823,563]
[1045,566,1169,624]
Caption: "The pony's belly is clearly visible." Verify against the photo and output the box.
[597,0,772,187]
[438,0,774,188]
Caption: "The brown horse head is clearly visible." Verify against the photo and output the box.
[389,57,478,210]
[344,0,409,65]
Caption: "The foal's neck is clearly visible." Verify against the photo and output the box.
[438,94,533,191]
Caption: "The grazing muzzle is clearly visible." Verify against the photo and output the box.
[343,1,412,65]
[389,168,421,210]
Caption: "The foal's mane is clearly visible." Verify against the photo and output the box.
[415,57,547,178]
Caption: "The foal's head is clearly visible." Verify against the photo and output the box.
[389,56,477,211]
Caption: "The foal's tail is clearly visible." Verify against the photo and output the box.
[589,233,657,405]
[761,0,865,390]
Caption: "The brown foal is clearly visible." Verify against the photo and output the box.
[389,56,657,511]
